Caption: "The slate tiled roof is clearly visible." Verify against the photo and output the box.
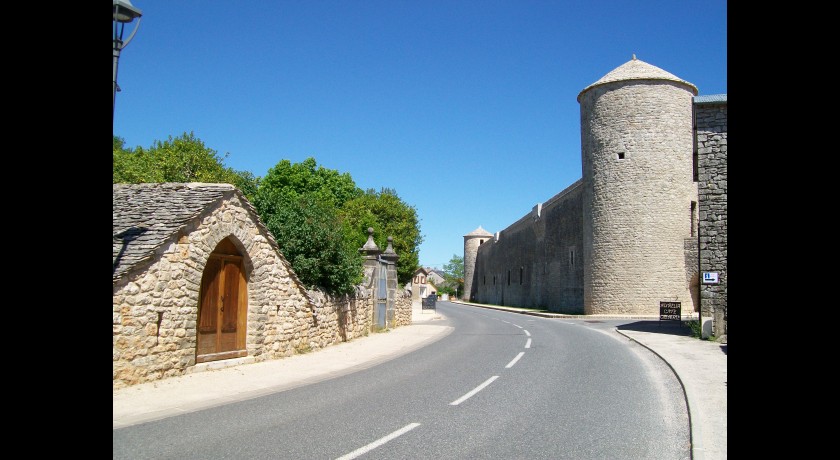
[694,94,727,104]
[578,56,698,101]
[112,182,240,282]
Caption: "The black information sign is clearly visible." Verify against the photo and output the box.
[422,295,436,310]
[659,301,681,321]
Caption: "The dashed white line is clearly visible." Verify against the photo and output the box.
[512,324,523,329]
[505,352,525,368]
[524,330,531,337]
[525,338,532,349]
[335,423,421,460]
[450,376,499,405]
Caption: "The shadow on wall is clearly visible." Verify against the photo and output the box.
[113,227,148,275]
[689,273,700,313]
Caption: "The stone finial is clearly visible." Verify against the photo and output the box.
[381,236,399,262]
[359,227,381,257]
[632,53,636,60]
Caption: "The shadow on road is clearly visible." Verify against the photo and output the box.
[616,320,693,338]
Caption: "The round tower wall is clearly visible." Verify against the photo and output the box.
[463,235,486,301]
[581,80,695,314]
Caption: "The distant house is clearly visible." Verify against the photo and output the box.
[407,267,436,300]
[426,268,446,287]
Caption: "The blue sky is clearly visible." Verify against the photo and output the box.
[113,0,727,270]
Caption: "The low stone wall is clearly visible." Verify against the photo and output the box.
[114,282,412,390]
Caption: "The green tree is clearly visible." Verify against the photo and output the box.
[253,158,365,294]
[339,188,423,286]
[254,157,361,209]
[442,254,465,297]
[113,132,260,201]
[263,193,363,294]
[231,170,260,203]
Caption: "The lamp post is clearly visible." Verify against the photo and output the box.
[113,0,143,122]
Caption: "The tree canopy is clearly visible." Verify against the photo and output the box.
[112,132,259,201]
[339,188,423,286]
[434,254,465,297]
[252,157,367,294]
[253,157,361,210]
[262,192,363,294]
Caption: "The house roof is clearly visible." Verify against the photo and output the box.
[694,94,727,105]
[577,56,698,102]
[426,268,445,278]
[112,183,294,286]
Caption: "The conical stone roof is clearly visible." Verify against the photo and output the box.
[577,56,698,102]
[464,225,493,238]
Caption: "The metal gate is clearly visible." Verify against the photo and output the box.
[376,258,387,329]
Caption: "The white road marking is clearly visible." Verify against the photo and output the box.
[506,352,525,368]
[512,324,523,329]
[525,338,532,349]
[450,376,499,406]
[524,330,531,337]
[335,423,421,460]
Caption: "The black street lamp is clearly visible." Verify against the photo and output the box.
[113,0,143,122]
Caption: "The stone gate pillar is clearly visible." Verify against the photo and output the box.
[380,236,400,328]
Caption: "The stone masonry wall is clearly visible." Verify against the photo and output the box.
[473,181,584,313]
[114,193,412,389]
[696,102,727,339]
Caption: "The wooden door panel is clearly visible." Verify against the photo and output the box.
[221,261,240,333]
[198,258,222,333]
[219,332,237,353]
[197,333,217,356]
[196,250,246,362]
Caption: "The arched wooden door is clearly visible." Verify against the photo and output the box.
[196,238,248,363]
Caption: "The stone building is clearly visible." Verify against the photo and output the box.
[113,183,411,389]
[466,57,727,338]
[406,267,435,301]
[694,95,727,340]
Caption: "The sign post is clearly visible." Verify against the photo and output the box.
[422,295,436,311]
[659,301,681,324]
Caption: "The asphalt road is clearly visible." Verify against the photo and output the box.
[113,301,690,459]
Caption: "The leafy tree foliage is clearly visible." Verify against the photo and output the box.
[253,157,361,210]
[339,188,423,286]
[231,170,260,203]
[263,193,363,294]
[253,158,366,294]
[112,132,259,200]
[441,254,465,297]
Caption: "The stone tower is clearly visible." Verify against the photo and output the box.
[463,226,493,301]
[578,56,698,314]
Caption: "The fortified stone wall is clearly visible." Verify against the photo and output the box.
[696,100,727,339]
[473,181,584,313]
[113,193,412,389]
